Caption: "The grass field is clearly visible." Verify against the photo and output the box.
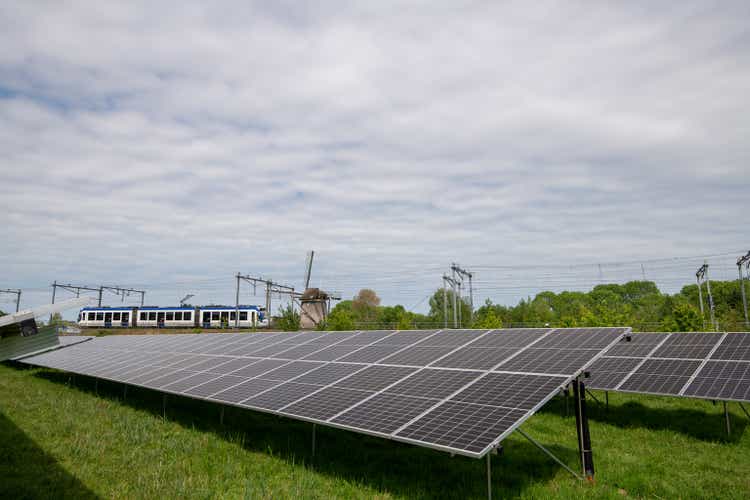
[2,362,750,499]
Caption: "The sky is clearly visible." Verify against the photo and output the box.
[1,1,749,315]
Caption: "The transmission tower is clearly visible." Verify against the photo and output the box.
[695,262,717,331]
[738,251,750,328]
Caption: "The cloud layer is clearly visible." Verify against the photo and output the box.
[1,1,749,311]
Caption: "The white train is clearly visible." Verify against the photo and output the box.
[77,305,266,329]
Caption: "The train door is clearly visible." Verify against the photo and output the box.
[157,312,165,328]
[104,312,112,328]
[202,311,211,328]
[220,311,229,328]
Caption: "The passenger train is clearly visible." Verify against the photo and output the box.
[77,305,267,329]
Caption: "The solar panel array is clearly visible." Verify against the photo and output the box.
[21,327,627,458]
[588,332,750,402]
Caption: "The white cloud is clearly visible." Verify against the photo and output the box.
[1,1,748,312]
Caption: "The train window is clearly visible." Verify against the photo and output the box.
[166,312,174,321]
[174,311,182,321]
[184,311,192,321]
[240,311,248,321]
[88,312,96,321]
[122,313,129,322]
[96,313,104,321]
[202,311,210,322]
[140,312,146,321]
[230,312,236,321]
[211,312,220,321]
[113,312,121,321]
[149,312,156,321]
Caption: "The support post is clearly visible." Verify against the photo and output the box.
[605,391,609,411]
[266,282,272,329]
[50,281,57,322]
[486,452,491,500]
[724,402,731,436]
[696,275,705,322]
[220,406,225,425]
[98,287,103,307]
[705,269,717,330]
[235,273,240,329]
[573,378,594,481]
[162,394,167,419]
[123,386,127,400]
[739,259,749,328]
[312,423,317,457]
[15,289,21,312]
[94,379,98,395]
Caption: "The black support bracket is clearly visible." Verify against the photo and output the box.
[573,377,595,481]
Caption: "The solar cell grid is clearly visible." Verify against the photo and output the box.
[332,393,439,434]
[336,345,405,364]
[532,329,625,349]
[281,387,373,420]
[258,361,325,381]
[619,374,692,394]
[211,378,280,404]
[162,371,221,393]
[652,344,715,359]
[385,368,483,400]
[301,345,364,361]
[661,332,723,346]
[185,375,246,398]
[292,363,364,385]
[243,382,321,410]
[228,359,289,378]
[585,357,643,390]
[378,346,457,366]
[495,348,601,375]
[430,347,521,370]
[468,329,547,348]
[711,334,750,361]
[333,365,417,392]
[451,372,567,410]
[418,330,486,347]
[396,401,527,454]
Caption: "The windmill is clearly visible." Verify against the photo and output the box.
[298,251,340,328]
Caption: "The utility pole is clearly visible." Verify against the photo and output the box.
[451,263,474,324]
[696,263,717,331]
[236,274,298,329]
[442,277,448,328]
[235,273,241,329]
[738,251,750,328]
[443,274,460,328]
[0,289,21,312]
[695,267,705,319]
[52,282,146,309]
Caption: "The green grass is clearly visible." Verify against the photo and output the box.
[1,363,749,499]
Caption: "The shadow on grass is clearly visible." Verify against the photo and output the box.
[31,368,581,499]
[0,411,97,499]
[541,392,747,443]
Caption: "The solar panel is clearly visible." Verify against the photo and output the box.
[21,327,628,458]
[587,332,750,403]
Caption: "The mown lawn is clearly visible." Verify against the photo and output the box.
[1,362,749,499]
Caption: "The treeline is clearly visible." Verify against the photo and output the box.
[318,280,749,332]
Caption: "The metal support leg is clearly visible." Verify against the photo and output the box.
[724,402,731,436]
[486,453,491,500]
[220,406,225,425]
[605,391,609,411]
[162,394,167,419]
[739,402,750,420]
[312,423,317,457]
[515,429,583,481]
[123,386,127,400]
[564,388,569,417]
[573,378,595,481]
[94,379,98,395]
[585,389,601,406]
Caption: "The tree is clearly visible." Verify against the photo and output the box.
[352,289,381,326]
[325,307,356,331]
[472,301,503,329]
[276,304,300,331]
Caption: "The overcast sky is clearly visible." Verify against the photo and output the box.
[1,2,748,313]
